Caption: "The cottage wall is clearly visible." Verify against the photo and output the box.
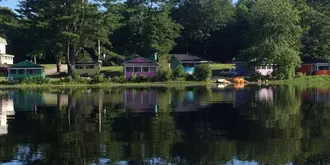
[124,57,159,79]
[124,64,158,79]
[0,44,5,54]
[75,63,100,77]
[125,71,158,79]
[0,55,14,65]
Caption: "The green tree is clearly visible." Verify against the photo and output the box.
[240,0,302,79]
[172,0,234,41]
[112,0,182,57]
[171,0,234,61]
[297,0,330,62]
[17,0,119,77]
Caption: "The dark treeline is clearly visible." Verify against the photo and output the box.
[1,0,330,78]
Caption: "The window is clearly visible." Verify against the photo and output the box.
[86,65,95,69]
[26,69,33,74]
[319,66,329,70]
[34,69,42,74]
[267,66,273,69]
[9,69,16,74]
[143,67,149,72]
[134,67,141,72]
[261,65,267,69]
[150,67,157,72]
[182,63,189,67]
[75,65,84,69]
[18,69,24,74]
[126,67,133,72]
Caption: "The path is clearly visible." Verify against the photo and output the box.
[45,65,68,75]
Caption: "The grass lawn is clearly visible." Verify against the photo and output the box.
[100,66,123,77]
[0,76,6,82]
[41,64,56,70]
[101,66,122,72]
[209,63,235,70]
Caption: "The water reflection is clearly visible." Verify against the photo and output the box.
[0,93,14,135]
[1,86,330,164]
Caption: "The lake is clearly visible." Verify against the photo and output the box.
[0,85,329,165]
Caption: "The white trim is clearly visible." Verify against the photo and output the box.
[0,54,14,57]
[124,66,126,78]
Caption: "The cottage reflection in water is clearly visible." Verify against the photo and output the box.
[302,88,330,102]
[124,89,159,112]
[0,93,14,135]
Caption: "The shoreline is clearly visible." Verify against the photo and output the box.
[0,81,215,88]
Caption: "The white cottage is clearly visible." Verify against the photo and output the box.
[0,37,14,65]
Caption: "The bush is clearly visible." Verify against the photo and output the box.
[21,76,50,84]
[136,74,147,82]
[73,73,81,80]
[92,74,105,83]
[157,66,172,81]
[296,72,305,78]
[172,65,186,79]
[193,64,212,81]
[249,71,263,81]
[72,73,90,83]
[185,74,194,81]
[60,76,73,83]
[112,76,126,83]
[130,74,137,82]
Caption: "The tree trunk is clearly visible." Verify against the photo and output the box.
[56,60,61,73]
[66,43,76,77]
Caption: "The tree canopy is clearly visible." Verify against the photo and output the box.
[1,0,330,78]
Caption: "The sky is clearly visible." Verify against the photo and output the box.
[0,0,240,10]
[0,0,20,10]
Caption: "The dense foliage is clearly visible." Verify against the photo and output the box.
[194,64,212,81]
[2,0,330,79]
[172,65,186,79]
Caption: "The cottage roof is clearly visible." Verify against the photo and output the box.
[173,54,202,62]
[123,57,159,66]
[0,37,7,45]
[10,61,44,68]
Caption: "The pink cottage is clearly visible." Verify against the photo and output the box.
[123,57,159,79]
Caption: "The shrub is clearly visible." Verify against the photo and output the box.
[21,76,50,84]
[130,73,137,82]
[60,76,73,83]
[172,65,186,79]
[136,74,147,82]
[71,73,90,84]
[249,71,263,81]
[296,72,305,78]
[185,74,194,81]
[112,76,126,83]
[157,66,172,81]
[193,64,212,81]
[92,74,105,83]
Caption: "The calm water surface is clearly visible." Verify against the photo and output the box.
[0,85,329,165]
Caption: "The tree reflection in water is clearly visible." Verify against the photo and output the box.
[0,86,330,164]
